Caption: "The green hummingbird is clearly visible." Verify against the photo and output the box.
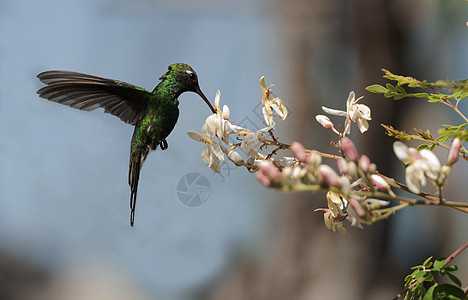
[37,63,215,226]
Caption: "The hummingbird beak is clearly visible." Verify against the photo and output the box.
[195,87,216,113]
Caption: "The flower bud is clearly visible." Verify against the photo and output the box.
[256,172,271,187]
[257,160,281,181]
[222,105,230,120]
[291,142,307,162]
[370,174,390,191]
[306,150,322,166]
[358,155,371,173]
[318,165,340,187]
[364,198,390,210]
[315,114,334,129]
[282,166,292,179]
[292,166,302,180]
[439,165,452,185]
[448,137,462,165]
[337,158,349,175]
[227,150,244,166]
[341,138,358,161]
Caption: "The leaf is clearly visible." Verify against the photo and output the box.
[423,285,436,300]
[446,272,462,287]
[444,265,458,272]
[386,83,397,92]
[436,135,449,143]
[433,258,446,270]
[412,93,430,98]
[396,85,407,93]
[434,283,466,299]
[417,144,429,150]
[423,256,433,268]
[366,84,388,94]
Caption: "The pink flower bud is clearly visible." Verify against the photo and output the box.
[370,174,390,191]
[256,172,271,187]
[315,115,334,129]
[448,137,462,165]
[306,150,322,166]
[257,161,281,181]
[341,138,358,161]
[359,155,371,173]
[317,165,340,187]
[291,142,307,162]
[337,158,348,174]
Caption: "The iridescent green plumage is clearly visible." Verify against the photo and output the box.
[37,63,215,226]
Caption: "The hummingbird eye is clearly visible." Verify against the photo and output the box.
[186,70,196,79]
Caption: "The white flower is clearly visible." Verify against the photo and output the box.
[322,91,371,133]
[260,76,288,126]
[239,126,271,159]
[393,141,441,193]
[187,130,225,173]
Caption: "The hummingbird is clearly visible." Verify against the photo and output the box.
[37,63,215,226]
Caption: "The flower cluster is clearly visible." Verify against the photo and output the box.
[256,138,394,233]
[188,76,290,173]
[393,138,462,194]
[188,75,466,234]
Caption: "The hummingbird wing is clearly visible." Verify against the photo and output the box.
[37,71,150,125]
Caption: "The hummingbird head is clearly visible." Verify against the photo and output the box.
[160,63,215,113]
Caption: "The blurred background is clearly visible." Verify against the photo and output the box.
[1,0,467,299]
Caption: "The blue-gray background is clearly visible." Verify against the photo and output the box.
[1,1,468,299]
[0,0,280,298]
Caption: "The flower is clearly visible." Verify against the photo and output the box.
[187,90,233,173]
[239,126,271,159]
[393,141,441,193]
[322,91,371,133]
[260,76,288,126]
[315,191,349,234]
[187,130,225,173]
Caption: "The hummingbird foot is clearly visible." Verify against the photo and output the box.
[160,139,168,150]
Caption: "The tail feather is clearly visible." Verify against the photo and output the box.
[129,146,148,227]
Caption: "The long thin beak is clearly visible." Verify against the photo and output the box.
[195,87,216,113]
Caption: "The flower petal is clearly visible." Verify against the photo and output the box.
[322,106,347,117]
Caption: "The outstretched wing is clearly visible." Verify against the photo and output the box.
[37,71,151,125]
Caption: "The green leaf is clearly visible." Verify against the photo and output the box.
[435,283,466,299]
[446,272,462,287]
[433,258,446,270]
[412,93,429,98]
[423,256,433,268]
[366,84,388,94]
[386,83,397,92]
[444,265,458,272]
[423,285,436,300]
[396,85,407,93]
[417,144,429,150]
[413,270,427,281]
[436,135,449,143]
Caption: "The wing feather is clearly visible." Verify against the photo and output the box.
[37,71,150,125]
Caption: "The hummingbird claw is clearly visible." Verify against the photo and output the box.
[160,139,168,150]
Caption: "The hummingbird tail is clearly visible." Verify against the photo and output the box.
[129,147,148,227]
